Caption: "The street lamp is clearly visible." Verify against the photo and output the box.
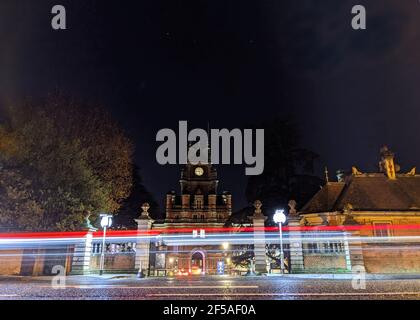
[273,209,287,274]
[99,214,113,276]
[222,242,230,251]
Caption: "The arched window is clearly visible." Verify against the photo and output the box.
[195,198,203,209]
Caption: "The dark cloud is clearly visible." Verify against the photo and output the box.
[1,1,420,210]
[262,0,409,77]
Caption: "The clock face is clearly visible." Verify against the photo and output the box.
[195,167,204,176]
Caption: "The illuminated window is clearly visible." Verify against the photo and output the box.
[374,222,392,238]
[195,199,203,209]
[304,232,346,254]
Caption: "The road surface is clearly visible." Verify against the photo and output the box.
[0,275,419,300]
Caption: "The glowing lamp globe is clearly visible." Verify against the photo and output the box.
[273,210,286,224]
[100,215,113,228]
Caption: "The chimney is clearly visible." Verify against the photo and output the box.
[379,146,397,179]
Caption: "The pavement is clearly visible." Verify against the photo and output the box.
[0,274,419,300]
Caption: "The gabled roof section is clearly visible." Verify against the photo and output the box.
[300,174,420,213]
[300,182,345,213]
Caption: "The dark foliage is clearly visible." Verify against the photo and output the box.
[114,165,160,229]
[245,116,323,221]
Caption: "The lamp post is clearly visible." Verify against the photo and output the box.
[222,242,230,275]
[222,242,230,251]
[99,214,113,276]
[273,209,287,274]
[168,257,175,275]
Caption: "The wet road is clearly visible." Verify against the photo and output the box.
[0,276,419,300]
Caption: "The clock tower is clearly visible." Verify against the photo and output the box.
[151,160,232,275]
[164,160,231,223]
[180,162,218,196]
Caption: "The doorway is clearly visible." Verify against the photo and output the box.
[190,251,205,275]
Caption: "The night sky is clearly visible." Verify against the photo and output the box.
[1,0,420,211]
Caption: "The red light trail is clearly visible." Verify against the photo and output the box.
[0,224,420,240]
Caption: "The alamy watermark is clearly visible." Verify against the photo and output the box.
[51,265,66,289]
[49,4,367,31]
[51,5,67,30]
[351,5,367,30]
[351,265,366,290]
[156,121,264,176]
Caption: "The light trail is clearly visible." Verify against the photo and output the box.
[1,225,420,254]
[2,233,420,248]
[1,223,420,239]
[1,232,420,245]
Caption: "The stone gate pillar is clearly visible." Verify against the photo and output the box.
[342,210,365,272]
[71,228,97,275]
[249,200,267,274]
[288,200,304,273]
[135,203,154,276]
[71,213,97,275]
[347,230,366,272]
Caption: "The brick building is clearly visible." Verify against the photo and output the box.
[298,147,420,273]
[151,160,232,275]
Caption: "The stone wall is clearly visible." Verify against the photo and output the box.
[0,249,24,275]
[363,244,420,273]
[90,253,136,272]
[303,254,348,272]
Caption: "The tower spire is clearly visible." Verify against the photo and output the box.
[207,121,211,164]
[324,166,329,183]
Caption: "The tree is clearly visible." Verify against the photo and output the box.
[114,165,160,229]
[0,94,134,231]
[228,117,322,270]
[0,163,44,232]
[245,117,323,221]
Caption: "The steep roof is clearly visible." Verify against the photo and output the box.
[300,173,420,213]
[300,182,345,213]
